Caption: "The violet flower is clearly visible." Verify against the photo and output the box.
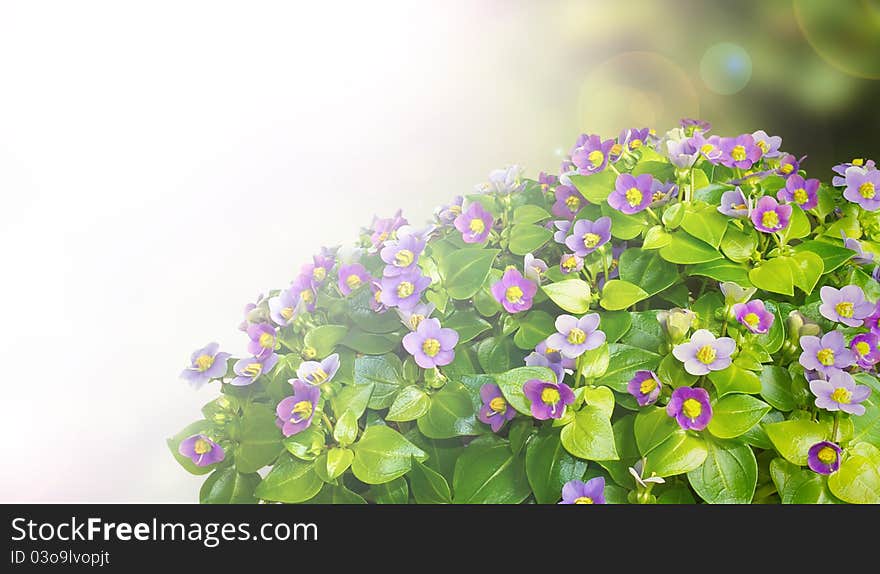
[435,195,463,224]
[680,118,711,135]
[380,233,425,276]
[777,175,819,210]
[691,132,723,163]
[851,332,880,369]
[402,317,458,369]
[545,313,605,359]
[808,370,872,416]
[571,134,615,175]
[477,383,516,432]
[269,287,300,327]
[559,477,606,504]
[717,188,750,218]
[523,253,548,284]
[247,323,277,360]
[179,434,225,467]
[733,300,775,334]
[536,339,576,370]
[719,134,762,170]
[524,352,566,385]
[523,379,575,420]
[672,329,735,375]
[777,153,800,177]
[276,380,320,437]
[370,209,407,250]
[863,301,880,334]
[832,158,875,187]
[396,302,436,331]
[667,387,713,431]
[819,285,873,327]
[491,268,537,314]
[608,173,654,214]
[454,202,494,244]
[627,370,662,406]
[750,196,791,234]
[798,331,855,376]
[842,232,874,265]
[553,220,572,244]
[180,342,230,388]
[379,268,431,310]
[752,130,782,158]
[552,180,587,220]
[843,166,880,211]
[230,353,279,386]
[338,263,372,296]
[565,216,612,257]
[559,253,584,275]
[296,353,340,385]
[807,441,842,475]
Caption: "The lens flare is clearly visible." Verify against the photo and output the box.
[700,43,752,95]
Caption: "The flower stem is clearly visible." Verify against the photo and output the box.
[322,412,334,433]
[831,411,840,443]
[645,207,662,224]
[608,163,621,176]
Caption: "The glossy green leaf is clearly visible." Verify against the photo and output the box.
[495,366,557,415]
[417,381,483,438]
[543,279,592,313]
[680,207,729,248]
[560,405,618,461]
[600,310,632,343]
[827,445,880,504]
[408,460,452,504]
[509,224,553,256]
[707,394,771,439]
[792,240,854,273]
[599,279,649,311]
[333,410,359,446]
[255,455,323,503]
[452,436,530,504]
[513,204,551,225]
[444,310,492,344]
[618,248,679,296]
[439,248,501,300]
[513,310,556,350]
[786,251,824,295]
[354,354,404,410]
[200,468,261,504]
[526,428,589,503]
[386,385,431,422]
[304,325,348,358]
[748,257,794,296]
[687,438,757,504]
[759,365,796,412]
[570,170,616,204]
[351,425,427,484]
[764,419,829,466]
[595,344,661,392]
[659,231,723,264]
[707,364,762,397]
[372,477,409,504]
[235,404,284,474]
[690,259,752,286]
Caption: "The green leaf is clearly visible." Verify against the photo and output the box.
[642,225,671,249]
[657,352,698,388]
[632,160,675,181]
[570,170,616,204]
[330,383,373,419]
[417,381,483,438]
[340,330,398,355]
[618,248,679,296]
[351,425,427,485]
[595,344,661,392]
[599,280,649,310]
[306,483,367,504]
[314,447,354,481]
[720,224,757,263]
[254,455,323,503]
[680,207,729,248]
[235,404,284,473]
[602,203,648,240]
[333,410,359,446]
[560,405,618,461]
[354,354,404,410]
[346,288,401,333]
[644,431,708,478]
[851,392,880,445]
[513,204,551,225]
[759,365,796,412]
[600,311,632,343]
[526,428,589,504]
[386,385,431,422]
[581,385,616,418]
[782,470,841,504]
[513,310,556,350]
[372,477,409,504]
[453,437,530,504]
[542,279,592,314]
[634,406,679,455]
[782,204,811,241]
[444,310,491,344]
[619,311,664,352]
[827,449,880,504]
[509,224,553,256]
[200,468,260,504]
[707,394,771,439]
[662,202,686,229]
[792,240,854,273]
[440,248,501,300]
[659,231,723,264]
[748,257,794,296]
[786,252,824,295]
[707,364,762,397]
[282,427,325,461]
[476,336,516,373]
[754,300,786,354]
[495,366,557,415]
[764,419,829,466]
[690,259,753,286]
[167,420,216,476]
[579,344,610,380]
[304,325,348,357]
[687,438,757,504]
[408,460,452,504]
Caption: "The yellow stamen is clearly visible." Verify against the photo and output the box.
[545,346,560,355]
[312,267,326,282]
[489,396,507,414]
[817,446,837,464]
[756,140,768,153]
[345,274,362,289]
[625,187,643,207]
[422,338,441,357]
[292,400,313,421]
[300,289,313,303]
[243,362,262,377]
[780,163,794,175]
[852,158,864,166]
[301,346,317,360]
[855,341,871,356]
[696,345,716,365]
[583,233,601,249]
[830,387,852,404]
[588,150,604,167]
[565,195,581,212]
[469,218,486,234]
[505,285,523,303]
[859,182,876,199]
[682,398,703,419]
[567,327,586,345]
[259,332,275,349]
[310,367,328,384]
[793,188,808,205]
[195,354,214,372]
[561,256,578,271]
[280,307,295,321]
[731,145,747,161]
[836,301,854,318]
[610,143,622,157]
[541,387,561,405]
[639,377,657,395]
[629,139,643,150]
[394,249,414,268]
[410,314,425,330]
[816,348,835,366]
[761,210,779,229]
[397,281,414,298]
[743,313,760,328]
[574,496,594,504]
[193,438,212,455]
[700,143,715,155]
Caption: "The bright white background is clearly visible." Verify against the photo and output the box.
[0,0,723,501]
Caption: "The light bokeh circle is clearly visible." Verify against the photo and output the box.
[700,42,752,95]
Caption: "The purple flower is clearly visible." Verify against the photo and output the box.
[379,268,431,310]
[338,263,372,296]
[621,127,650,151]
[819,285,873,327]
[863,301,880,334]
[750,196,791,234]
[301,253,334,287]
[402,317,458,369]
[453,202,494,244]
[559,477,606,504]
[230,353,279,386]
[672,329,735,375]
[777,175,819,210]
[477,383,516,432]
[680,118,711,135]
[559,253,584,275]
[545,313,605,359]
[627,370,662,406]
[491,268,537,314]
[247,323,277,360]
[523,379,575,420]
[691,132,723,163]
[370,209,408,250]
[649,181,677,207]
[832,158,875,187]
[178,434,225,467]
[269,287,300,327]
[777,153,800,177]
[435,195,463,224]
[666,387,713,431]
[842,233,874,265]
[380,233,425,276]
[665,136,700,169]
[524,352,566,385]
[538,172,558,192]
[571,134,615,175]
[276,380,320,437]
[751,130,782,158]
[396,302,435,331]
[807,441,842,475]
[291,274,317,313]
[717,187,750,218]
[842,166,880,211]
[478,165,525,195]
[524,253,548,284]
[552,181,587,220]
[296,353,340,385]
[553,220,572,244]
[809,370,872,416]
[369,280,387,312]
[565,217,612,257]
[798,331,855,376]
[239,293,269,331]
[733,300,774,334]
[851,332,880,369]
[180,342,230,388]
[608,173,654,214]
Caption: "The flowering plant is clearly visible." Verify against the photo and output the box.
[171,121,880,504]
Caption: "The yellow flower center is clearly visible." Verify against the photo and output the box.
[574,496,594,504]
[696,345,717,365]
[292,400,313,420]
[300,290,313,303]
[852,158,865,166]
[610,143,623,156]
[816,348,835,366]
[731,145,747,161]
[301,346,317,360]
[281,307,295,320]
[259,332,275,349]
[793,188,808,205]
[422,338,441,357]
[377,231,389,243]
[855,341,871,356]
[761,211,779,229]
[565,195,581,211]
[489,396,507,414]
[830,387,852,404]
[700,143,715,154]
[639,377,657,395]
[410,314,425,330]
[567,327,586,345]
[588,150,604,167]
[469,218,486,234]
[583,232,601,249]
[625,187,643,207]
[505,285,523,303]
[834,301,855,320]
[310,367,328,384]
[346,274,362,289]
[541,387,561,405]
[195,354,214,372]
[194,438,212,455]
[756,140,768,153]
[545,346,560,355]
[629,139,643,150]
[395,249,414,267]
[312,267,326,282]
[859,182,876,199]
[561,256,578,271]
[682,398,703,419]
[817,446,837,464]
[780,163,794,174]
[732,203,747,211]
[374,289,383,303]
[243,362,262,377]
[397,281,415,298]
[744,313,760,328]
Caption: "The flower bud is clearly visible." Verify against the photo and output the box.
[301,345,317,360]
[658,308,695,343]
[719,281,756,305]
